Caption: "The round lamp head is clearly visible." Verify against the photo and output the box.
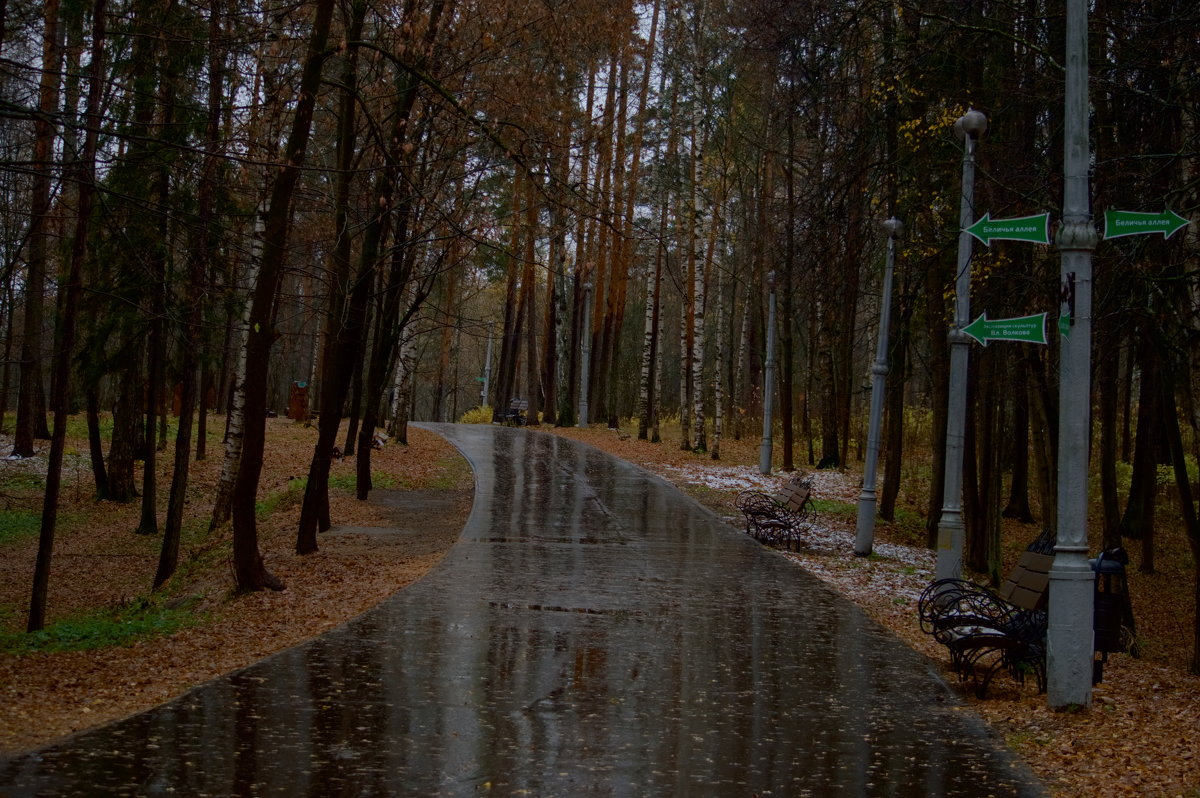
[954,109,988,141]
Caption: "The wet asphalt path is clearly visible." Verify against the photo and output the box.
[1,424,1040,796]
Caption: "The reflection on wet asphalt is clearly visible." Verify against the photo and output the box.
[1,425,1041,796]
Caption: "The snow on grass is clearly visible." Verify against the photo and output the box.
[657,463,781,493]
[655,460,934,602]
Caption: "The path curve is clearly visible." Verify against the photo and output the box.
[1,424,1040,796]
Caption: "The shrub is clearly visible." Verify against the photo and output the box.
[459,405,493,424]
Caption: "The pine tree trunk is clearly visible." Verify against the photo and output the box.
[522,176,541,426]
[156,0,226,584]
[493,170,524,418]
[296,0,368,555]
[13,0,59,459]
[434,267,458,423]
[637,243,661,441]
[27,0,104,631]
[1097,308,1123,549]
[879,296,910,522]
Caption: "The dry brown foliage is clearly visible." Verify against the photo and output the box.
[0,419,471,754]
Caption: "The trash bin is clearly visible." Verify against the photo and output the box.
[1091,547,1130,683]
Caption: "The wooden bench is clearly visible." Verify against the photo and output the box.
[734,476,814,550]
[503,398,528,426]
[918,544,1054,698]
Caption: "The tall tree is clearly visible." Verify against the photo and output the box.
[12,0,59,459]
[231,0,337,592]
[28,0,106,631]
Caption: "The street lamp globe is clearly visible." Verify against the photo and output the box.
[882,217,904,238]
[955,109,988,141]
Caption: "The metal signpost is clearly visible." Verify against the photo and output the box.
[1046,0,1099,709]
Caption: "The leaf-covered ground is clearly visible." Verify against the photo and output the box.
[2,418,1198,796]
[0,420,472,754]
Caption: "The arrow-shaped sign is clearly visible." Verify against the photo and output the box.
[964,212,1051,246]
[961,312,1048,346]
[1103,209,1190,240]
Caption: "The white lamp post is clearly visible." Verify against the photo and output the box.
[854,218,903,556]
[759,270,777,475]
[935,109,987,582]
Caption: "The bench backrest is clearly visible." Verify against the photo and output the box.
[777,481,811,511]
[997,550,1054,611]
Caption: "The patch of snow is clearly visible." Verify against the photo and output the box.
[654,459,933,604]
[655,463,865,499]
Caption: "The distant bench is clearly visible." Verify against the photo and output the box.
[734,476,814,550]
[503,398,528,426]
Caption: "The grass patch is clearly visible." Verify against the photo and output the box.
[329,471,398,492]
[881,507,928,547]
[0,471,46,495]
[64,414,110,441]
[255,478,306,518]
[0,598,202,654]
[810,498,855,517]
[0,510,41,546]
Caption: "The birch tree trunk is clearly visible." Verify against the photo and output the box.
[587,57,617,421]
[492,168,523,417]
[711,260,725,460]
[679,289,692,450]
[210,206,263,531]
[690,213,707,453]
[390,324,417,444]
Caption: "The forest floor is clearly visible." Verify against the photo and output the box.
[1,417,1198,796]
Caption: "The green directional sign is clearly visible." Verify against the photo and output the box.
[961,312,1048,346]
[965,212,1051,246]
[1103,209,1190,240]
